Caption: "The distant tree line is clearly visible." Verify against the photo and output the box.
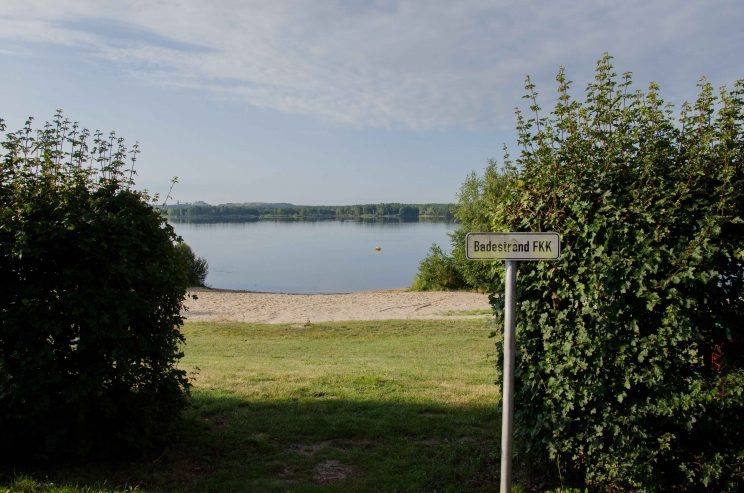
[164,202,455,222]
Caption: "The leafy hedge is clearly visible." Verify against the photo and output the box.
[0,112,191,461]
[488,56,743,490]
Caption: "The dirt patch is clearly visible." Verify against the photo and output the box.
[156,458,216,489]
[287,441,333,456]
[415,437,442,446]
[276,466,297,483]
[201,415,230,429]
[312,460,358,484]
[287,439,373,456]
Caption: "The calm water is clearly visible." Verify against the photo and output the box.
[171,221,456,293]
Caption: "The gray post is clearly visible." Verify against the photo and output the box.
[500,260,517,493]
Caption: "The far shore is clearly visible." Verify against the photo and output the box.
[183,287,492,324]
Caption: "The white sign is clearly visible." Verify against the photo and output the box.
[466,232,561,260]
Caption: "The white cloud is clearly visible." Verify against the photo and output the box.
[0,0,741,129]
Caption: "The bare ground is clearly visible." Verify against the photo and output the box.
[183,288,491,324]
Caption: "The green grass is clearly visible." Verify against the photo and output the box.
[437,308,494,317]
[1,319,508,492]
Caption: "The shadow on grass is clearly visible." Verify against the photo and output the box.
[1,393,501,492]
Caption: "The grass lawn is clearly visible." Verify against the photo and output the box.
[1,319,505,492]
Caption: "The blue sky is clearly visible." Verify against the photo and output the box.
[1,1,741,205]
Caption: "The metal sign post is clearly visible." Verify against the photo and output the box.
[466,232,561,493]
[501,259,517,492]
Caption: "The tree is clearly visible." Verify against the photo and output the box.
[488,55,743,490]
[0,111,191,461]
[449,157,516,291]
[410,158,515,292]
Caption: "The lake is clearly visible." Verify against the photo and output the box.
[171,220,457,293]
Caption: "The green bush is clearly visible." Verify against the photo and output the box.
[411,161,515,292]
[0,112,191,461]
[175,242,209,287]
[411,244,466,291]
[488,56,743,490]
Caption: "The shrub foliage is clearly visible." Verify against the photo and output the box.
[0,112,191,460]
[411,243,465,291]
[411,161,515,292]
[175,242,209,287]
[489,56,743,490]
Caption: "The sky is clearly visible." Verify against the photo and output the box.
[0,0,742,205]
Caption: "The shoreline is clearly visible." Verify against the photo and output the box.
[188,286,414,295]
[183,287,492,324]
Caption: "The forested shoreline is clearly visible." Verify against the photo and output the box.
[164,202,456,222]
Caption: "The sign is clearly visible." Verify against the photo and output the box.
[466,232,561,260]
[466,231,561,493]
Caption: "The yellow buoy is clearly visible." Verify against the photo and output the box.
[374,245,382,251]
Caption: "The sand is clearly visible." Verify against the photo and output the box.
[183,287,492,324]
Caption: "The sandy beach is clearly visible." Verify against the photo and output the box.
[183,287,492,324]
